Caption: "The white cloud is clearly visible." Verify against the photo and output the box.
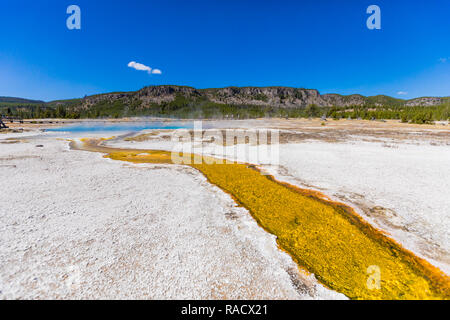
[128,61,151,73]
[439,57,448,63]
[127,61,162,75]
[397,91,408,95]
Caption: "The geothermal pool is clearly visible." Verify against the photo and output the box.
[45,121,192,133]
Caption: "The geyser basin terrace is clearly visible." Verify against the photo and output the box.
[1,118,449,300]
[74,137,450,300]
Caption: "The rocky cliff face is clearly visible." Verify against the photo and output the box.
[405,97,444,107]
[138,86,201,105]
[77,85,445,109]
[75,92,133,110]
[204,87,323,107]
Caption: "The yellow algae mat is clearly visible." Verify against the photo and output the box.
[74,139,450,300]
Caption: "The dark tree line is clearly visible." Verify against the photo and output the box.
[1,99,449,124]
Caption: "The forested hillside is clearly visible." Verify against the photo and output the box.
[1,87,448,124]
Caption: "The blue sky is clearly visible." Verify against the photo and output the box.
[0,0,449,101]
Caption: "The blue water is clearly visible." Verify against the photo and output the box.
[46,121,192,133]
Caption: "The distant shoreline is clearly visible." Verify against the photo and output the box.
[3,117,449,132]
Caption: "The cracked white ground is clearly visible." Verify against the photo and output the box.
[0,131,343,299]
[1,120,449,299]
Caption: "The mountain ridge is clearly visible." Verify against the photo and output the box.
[48,85,448,109]
[0,96,45,105]
[1,86,448,108]
[1,86,448,123]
